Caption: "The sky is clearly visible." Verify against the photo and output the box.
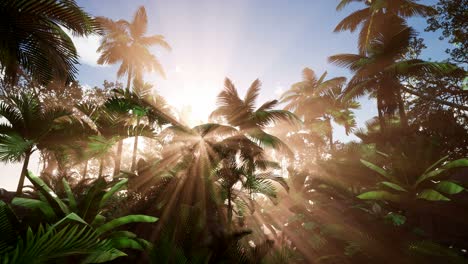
[0,0,450,191]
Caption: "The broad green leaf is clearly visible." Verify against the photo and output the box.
[96,215,158,235]
[91,214,106,227]
[379,181,407,192]
[108,231,137,239]
[417,189,450,201]
[62,178,77,211]
[415,168,446,187]
[357,191,400,202]
[12,197,55,220]
[100,179,128,207]
[360,160,394,181]
[423,155,449,174]
[417,158,468,187]
[110,237,144,250]
[26,171,70,215]
[82,248,127,263]
[441,158,468,170]
[51,213,88,229]
[435,181,465,195]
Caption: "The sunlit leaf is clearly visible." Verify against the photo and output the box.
[357,191,400,202]
[417,189,450,201]
[96,215,158,235]
[435,181,465,195]
[379,181,407,192]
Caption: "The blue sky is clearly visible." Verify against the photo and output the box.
[0,0,450,190]
[71,0,448,132]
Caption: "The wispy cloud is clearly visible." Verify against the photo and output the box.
[63,28,106,67]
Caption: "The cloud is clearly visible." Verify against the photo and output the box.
[63,28,105,67]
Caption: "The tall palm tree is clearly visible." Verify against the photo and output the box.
[281,68,359,151]
[329,19,456,130]
[334,0,434,54]
[105,85,177,172]
[97,6,171,89]
[0,93,71,194]
[97,6,170,174]
[0,0,98,85]
[211,78,297,153]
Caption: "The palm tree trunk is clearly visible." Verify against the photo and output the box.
[377,97,386,133]
[131,117,140,171]
[227,187,233,224]
[327,117,334,152]
[126,66,133,90]
[16,151,31,195]
[82,160,88,179]
[397,90,408,128]
[113,141,123,176]
[98,157,104,178]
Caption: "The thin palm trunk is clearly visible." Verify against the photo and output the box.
[98,157,104,178]
[113,141,123,176]
[16,150,31,195]
[131,117,140,171]
[397,89,408,128]
[82,160,88,179]
[327,117,334,152]
[126,66,133,90]
[377,96,386,133]
[227,187,233,224]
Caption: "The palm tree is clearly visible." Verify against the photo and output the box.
[97,6,171,89]
[211,78,297,153]
[334,0,434,54]
[281,68,359,151]
[0,93,71,194]
[96,6,170,174]
[0,0,98,85]
[105,85,177,172]
[329,19,456,130]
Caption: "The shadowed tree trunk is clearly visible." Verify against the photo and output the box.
[113,141,123,176]
[227,187,233,224]
[16,150,32,195]
[82,160,88,179]
[398,88,408,128]
[377,97,386,133]
[327,117,334,152]
[131,117,140,171]
[98,157,104,178]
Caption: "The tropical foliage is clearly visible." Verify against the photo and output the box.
[0,0,467,263]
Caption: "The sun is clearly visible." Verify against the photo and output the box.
[156,64,226,127]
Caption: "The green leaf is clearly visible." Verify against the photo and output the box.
[51,213,88,229]
[62,179,77,211]
[12,197,56,220]
[82,248,127,263]
[384,212,406,226]
[441,158,468,170]
[26,171,70,216]
[423,155,449,174]
[78,178,107,223]
[100,179,128,207]
[417,189,450,201]
[379,181,407,192]
[96,215,158,235]
[360,159,394,181]
[415,168,446,187]
[110,237,144,250]
[435,181,465,195]
[357,191,400,202]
